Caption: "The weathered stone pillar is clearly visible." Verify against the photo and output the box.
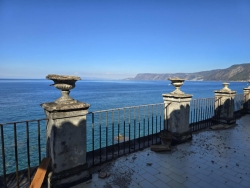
[162,78,193,143]
[214,83,236,124]
[41,74,91,187]
[243,82,250,114]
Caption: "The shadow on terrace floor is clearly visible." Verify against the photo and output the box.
[74,114,250,188]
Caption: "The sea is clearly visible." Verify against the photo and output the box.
[0,79,248,123]
[0,79,248,175]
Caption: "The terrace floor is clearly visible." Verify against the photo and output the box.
[73,114,250,188]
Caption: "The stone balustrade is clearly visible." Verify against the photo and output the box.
[40,75,250,187]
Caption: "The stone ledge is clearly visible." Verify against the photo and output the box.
[150,144,171,152]
[210,123,237,130]
[41,102,90,112]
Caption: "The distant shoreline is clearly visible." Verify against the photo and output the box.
[0,78,249,83]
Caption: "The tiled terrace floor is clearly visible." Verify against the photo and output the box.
[74,114,250,188]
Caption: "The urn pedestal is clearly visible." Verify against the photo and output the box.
[243,81,250,114]
[41,74,91,187]
[214,83,236,125]
[162,78,193,144]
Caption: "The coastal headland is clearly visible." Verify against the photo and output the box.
[127,63,250,81]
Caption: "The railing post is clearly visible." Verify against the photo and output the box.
[243,82,250,114]
[214,83,236,124]
[41,75,91,187]
[162,78,193,143]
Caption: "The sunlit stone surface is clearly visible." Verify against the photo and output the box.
[41,74,91,187]
[243,81,250,114]
[214,83,236,125]
[162,78,193,143]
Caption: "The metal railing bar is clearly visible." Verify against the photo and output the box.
[88,103,164,113]
[159,104,162,137]
[151,105,153,145]
[147,106,149,146]
[0,118,47,126]
[156,105,158,142]
[38,120,41,164]
[92,113,94,165]
[128,109,131,153]
[138,107,141,149]
[143,106,145,148]
[99,113,102,163]
[133,108,136,150]
[26,121,31,184]
[1,124,7,188]
[112,111,114,159]
[14,123,20,188]
[192,97,215,101]
[118,109,120,156]
[106,112,108,162]
[123,109,126,154]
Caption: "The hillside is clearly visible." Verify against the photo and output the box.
[130,63,250,81]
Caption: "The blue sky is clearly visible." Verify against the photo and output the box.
[1,0,250,79]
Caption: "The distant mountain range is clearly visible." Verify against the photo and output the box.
[127,63,250,81]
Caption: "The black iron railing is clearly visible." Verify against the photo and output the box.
[0,94,246,187]
[234,94,244,112]
[189,97,215,132]
[86,103,164,166]
[189,94,244,132]
[0,119,46,188]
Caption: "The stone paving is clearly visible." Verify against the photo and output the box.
[74,114,250,188]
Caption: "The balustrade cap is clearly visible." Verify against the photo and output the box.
[46,74,81,80]
[162,93,193,98]
[214,90,236,94]
[244,87,250,90]
[41,101,90,112]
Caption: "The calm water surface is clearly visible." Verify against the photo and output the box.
[0,79,248,123]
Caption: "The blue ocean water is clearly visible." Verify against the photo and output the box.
[0,79,248,175]
[0,79,248,123]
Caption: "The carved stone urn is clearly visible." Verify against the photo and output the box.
[220,83,231,92]
[168,77,185,95]
[46,74,81,104]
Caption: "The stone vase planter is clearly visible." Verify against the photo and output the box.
[46,74,81,104]
[159,130,172,146]
[168,78,185,95]
[220,83,231,92]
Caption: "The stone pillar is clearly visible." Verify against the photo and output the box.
[162,78,193,143]
[41,74,91,187]
[243,83,250,114]
[214,83,236,125]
